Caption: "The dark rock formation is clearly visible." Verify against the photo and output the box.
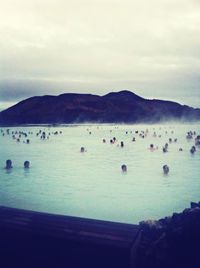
[137,202,200,268]
[0,90,200,125]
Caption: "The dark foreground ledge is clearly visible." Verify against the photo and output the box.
[0,206,141,268]
[2,203,200,268]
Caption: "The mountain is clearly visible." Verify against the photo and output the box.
[0,90,200,125]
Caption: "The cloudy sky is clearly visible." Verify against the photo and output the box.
[0,0,200,110]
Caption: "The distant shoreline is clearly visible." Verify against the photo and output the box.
[1,121,200,128]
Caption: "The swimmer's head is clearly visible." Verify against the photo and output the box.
[121,164,127,172]
[5,159,12,169]
[80,147,85,153]
[163,165,169,175]
[24,161,30,169]
[190,146,196,154]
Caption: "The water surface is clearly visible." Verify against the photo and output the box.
[0,123,200,224]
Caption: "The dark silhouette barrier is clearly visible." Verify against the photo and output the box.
[0,206,141,268]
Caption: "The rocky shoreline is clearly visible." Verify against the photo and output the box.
[137,202,200,268]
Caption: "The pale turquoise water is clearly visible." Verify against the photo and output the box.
[0,124,200,224]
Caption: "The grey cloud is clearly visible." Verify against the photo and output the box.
[0,0,200,109]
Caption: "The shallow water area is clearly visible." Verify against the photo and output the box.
[0,123,200,224]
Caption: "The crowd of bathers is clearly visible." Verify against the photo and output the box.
[1,126,200,175]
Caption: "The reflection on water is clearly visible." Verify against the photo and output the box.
[5,169,13,175]
[0,123,200,224]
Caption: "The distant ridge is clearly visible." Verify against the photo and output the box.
[103,90,145,101]
[0,90,200,125]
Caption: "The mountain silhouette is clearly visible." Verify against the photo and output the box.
[0,90,199,125]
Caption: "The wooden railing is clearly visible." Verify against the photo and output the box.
[0,206,141,268]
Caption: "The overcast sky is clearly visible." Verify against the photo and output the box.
[0,0,200,110]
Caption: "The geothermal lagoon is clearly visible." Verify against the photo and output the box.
[0,124,200,224]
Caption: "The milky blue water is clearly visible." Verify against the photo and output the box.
[0,124,200,224]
